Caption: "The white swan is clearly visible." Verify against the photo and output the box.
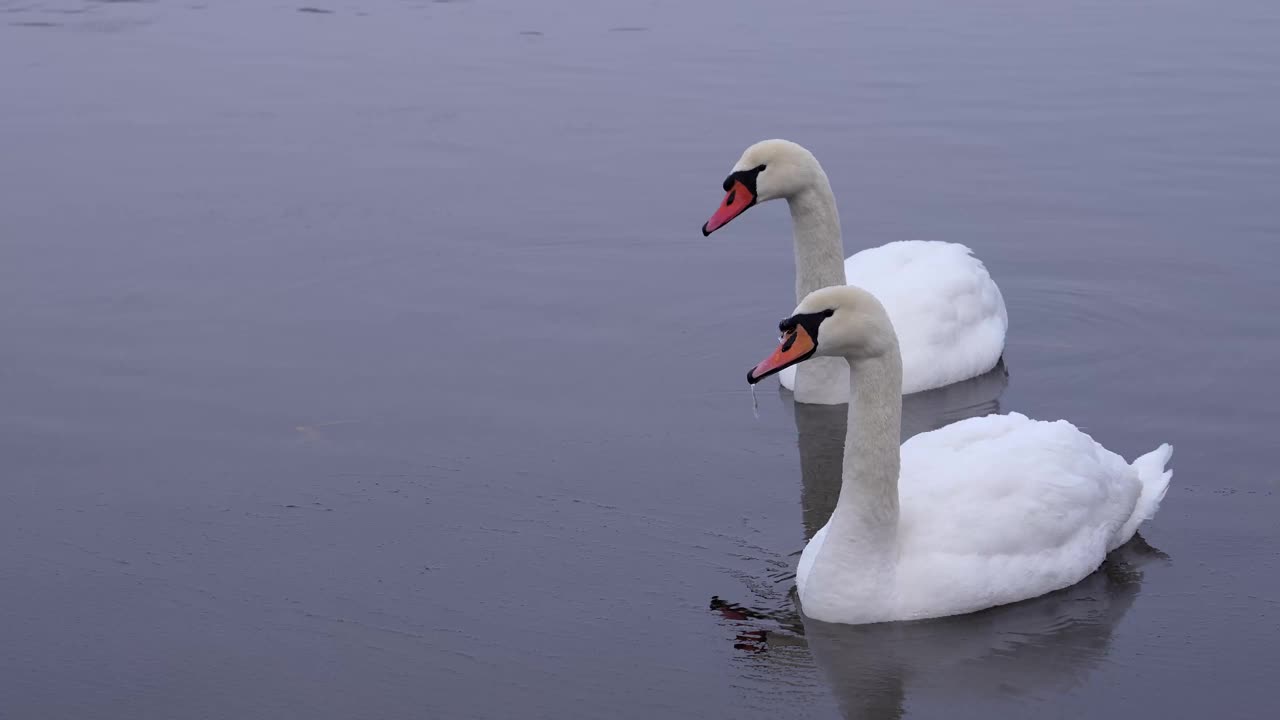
[746,285,1172,625]
[704,139,1007,404]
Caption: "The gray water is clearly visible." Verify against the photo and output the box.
[2,1,1278,718]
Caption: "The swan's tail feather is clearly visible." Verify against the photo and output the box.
[1117,443,1173,545]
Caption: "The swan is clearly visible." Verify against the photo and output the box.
[704,139,1008,404]
[746,285,1172,625]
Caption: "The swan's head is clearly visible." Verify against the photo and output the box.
[747,286,895,384]
[702,139,825,236]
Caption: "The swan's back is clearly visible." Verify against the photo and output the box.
[885,413,1164,621]
[845,241,1006,394]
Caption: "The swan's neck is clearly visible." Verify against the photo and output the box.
[786,181,850,405]
[802,346,902,617]
[787,182,846,303]
[833,350,902,538]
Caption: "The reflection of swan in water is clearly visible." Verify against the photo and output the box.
[898,358,1008,441]
[787,361,1009,539]
[803,538,1165,719]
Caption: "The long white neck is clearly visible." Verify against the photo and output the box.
[788,180,845,302]
[787,180,849,404]
[800,343,903,620]
[833,350,902,530]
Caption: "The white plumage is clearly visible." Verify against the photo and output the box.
[751,285,1171,625]
[798,415,1171,624]
[779,241,1007,395]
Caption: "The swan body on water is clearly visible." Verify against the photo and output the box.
[746,285,1171,625]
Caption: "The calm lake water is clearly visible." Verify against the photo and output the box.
[3,1,1278,718]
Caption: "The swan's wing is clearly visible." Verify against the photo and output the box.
[796,523,829,597]
[845,241,1007,394]
[896,413,1141,568]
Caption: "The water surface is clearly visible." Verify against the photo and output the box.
[2,1,1278,718]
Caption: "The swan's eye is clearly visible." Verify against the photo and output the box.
[780,330,797,352]
[822,309,835,318]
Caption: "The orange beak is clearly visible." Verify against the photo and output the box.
[702,179,757,236]
[747,326,817,384]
